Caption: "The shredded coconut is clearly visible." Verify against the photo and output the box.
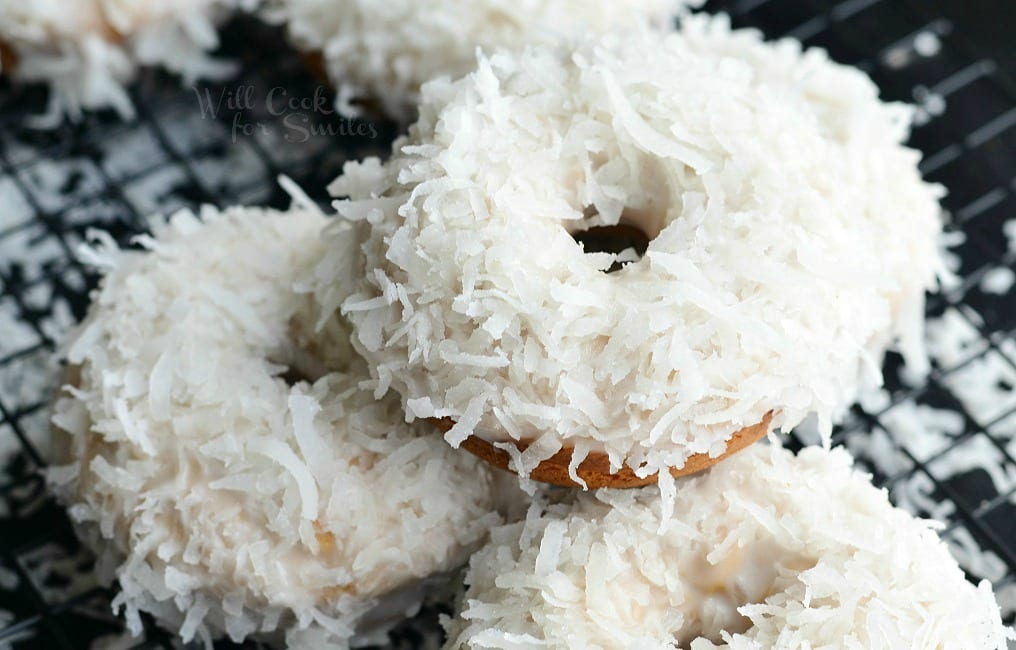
[0,0,257,125]
[317,16,946,480]
[48,201,511,648]
[980,266,1015,295]
[263,0,701,118]
[443,444,1013,649]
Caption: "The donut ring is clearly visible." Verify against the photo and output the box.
[263,0,701,118]
[0,0,250,122]
[443,444,1013,649]
[434,413,771,489]
[48,200,510,647]
[319,16,944,489]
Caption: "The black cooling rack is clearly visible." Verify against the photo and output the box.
[0,1,1015,648]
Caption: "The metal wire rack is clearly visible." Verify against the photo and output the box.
[0,1,1014,648]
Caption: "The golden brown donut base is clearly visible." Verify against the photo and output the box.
[432,412,773,489]
[299,51,390,120]
[0,42,17,72]
[301,51,329,85]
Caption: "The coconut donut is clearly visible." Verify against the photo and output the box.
[47,195,514,648]
[262,0,702,118]
[0,0,256,123]
[316,15,946,489]
[443,443,1014,649]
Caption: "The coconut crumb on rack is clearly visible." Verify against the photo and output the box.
[940,339,1016,426]
[0,609,31,650]
[980,266,1015,295]
[0,0,258,125]
[262,0,702,118]
[926,305,991,370]
[443,444,1013,649]
[836,290,1016,634]
[1004,219,1016,254]
[316,15,947,485]
[48,200,515,648]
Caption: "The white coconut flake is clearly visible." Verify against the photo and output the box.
[317,16,946,484]
[250,437,319,520]
[533,520,567,577]
[980,267,1015,295]
[444,444,1014,649]
[288,393,330,483]
[444,397,488,447]
[1004,219,1016,254]
[47,201,517,648]
[914,31,942,58]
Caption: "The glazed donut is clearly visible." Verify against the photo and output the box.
[0,0,255,123]
[443,443,1013,649]
[262,0,702,118]
[48,196,512,647]
[317,16,945,488]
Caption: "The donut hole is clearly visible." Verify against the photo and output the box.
[674,542,817,645]
[270,344,334,387]
[277,364,313,386]
[270,338,329,388]
[271,312,354,386]
[570,222,652,273]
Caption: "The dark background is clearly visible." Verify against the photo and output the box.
[929,0,1016,81]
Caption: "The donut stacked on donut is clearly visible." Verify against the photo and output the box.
[315,15,946,488]
[263,0,702,118]
[0,0,256,122]
[442,443,1013,649]
[49,200,513,647]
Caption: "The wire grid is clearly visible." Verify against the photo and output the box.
[0,1,1012,648]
